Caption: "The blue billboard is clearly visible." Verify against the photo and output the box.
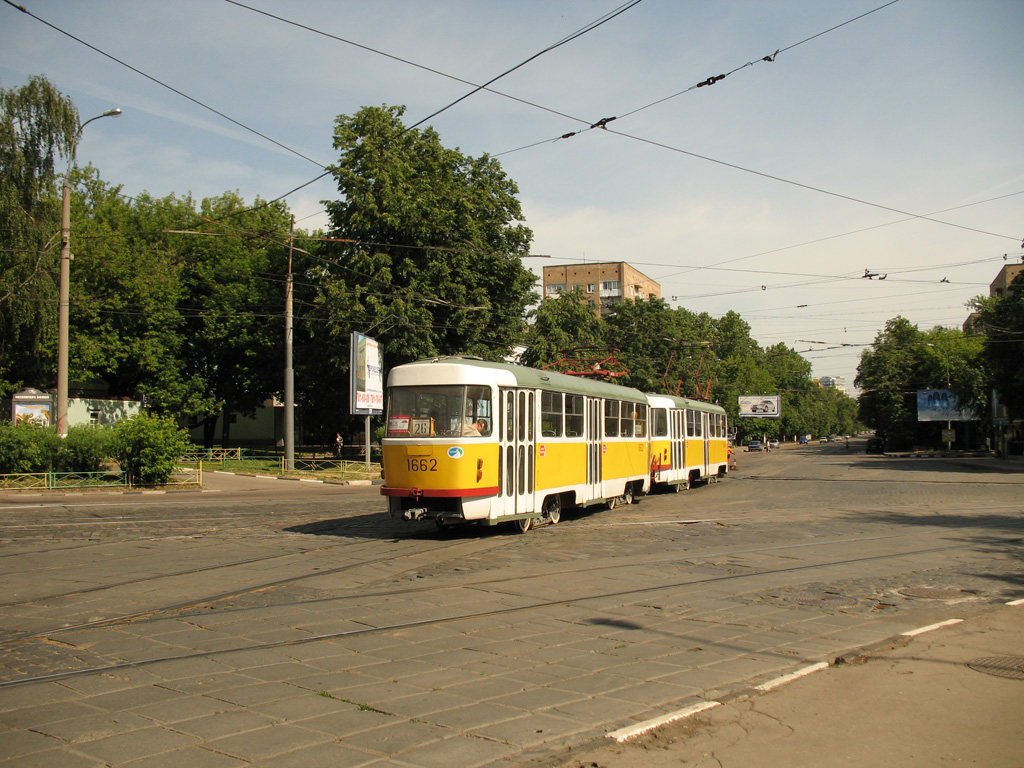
[916,390,974,422]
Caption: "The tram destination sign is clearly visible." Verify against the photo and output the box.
[738,395,781,419]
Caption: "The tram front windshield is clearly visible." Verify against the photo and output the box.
[386,385,492,438]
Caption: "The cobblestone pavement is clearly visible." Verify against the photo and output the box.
[1,446,1021,767]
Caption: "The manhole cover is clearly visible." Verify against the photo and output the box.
[789,592,858,608]
[898,587,968,600]
[967,656,1024,680]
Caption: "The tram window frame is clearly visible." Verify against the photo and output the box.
[565,394,584,437]
[686,410,695,438]
[604,400,619,437]
[693,410,703,437]
[541,391,563,437]
[653,408,668,437]
[635,403,647,437]
[620,402,635,437]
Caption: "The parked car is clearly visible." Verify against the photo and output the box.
[798,437,808,444]
[865,437,885,454]
[747,440,763,452]
[819,437,828,444]
[769,439,779,449]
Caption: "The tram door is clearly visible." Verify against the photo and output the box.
[671,409,685,480]
[585,397,602,502]
[701,412,711,477]
[499,389,535,516]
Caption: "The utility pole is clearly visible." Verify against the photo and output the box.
[284,216,295,470]
[57,108,121,437]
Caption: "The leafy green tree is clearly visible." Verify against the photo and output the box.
[65,172,194,413]
[177,192,293,445]
[856,317,985,448]
[520,288,603,368]
[972,275,1023,420]
[307,105,537,437]
[0,76,79,396]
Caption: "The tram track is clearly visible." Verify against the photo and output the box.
[5,525,1019,648]
[1,534,1011,691]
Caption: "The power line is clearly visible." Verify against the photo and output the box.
[2,0,328,171]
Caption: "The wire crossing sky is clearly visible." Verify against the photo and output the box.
[2,0,1021,390]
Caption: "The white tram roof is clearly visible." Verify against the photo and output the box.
[389,357,725,414]
[647,393,726,415]
[388,356,649,403]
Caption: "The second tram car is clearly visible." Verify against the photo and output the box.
[381,356,728,531]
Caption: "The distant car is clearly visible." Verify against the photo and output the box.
[747,440,763,452]
[819,437,828,444]
[798,437,809,445]
[769,439,779,449]
[865,437,885,454]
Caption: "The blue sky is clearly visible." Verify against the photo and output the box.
[3,0,1021,392]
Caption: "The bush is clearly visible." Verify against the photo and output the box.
[58,425,115,472]
[113,413,191,486]
[0,421,49,473]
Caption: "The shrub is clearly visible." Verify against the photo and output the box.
[58,425,115,473]
[112,413,190,486]
[0,421,54,473]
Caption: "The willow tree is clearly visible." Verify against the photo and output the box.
[0,76,79,395]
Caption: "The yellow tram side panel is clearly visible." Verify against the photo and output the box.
[382,442,500,495]
[602,439,650,485]
[534,441,587,492]
[709,437,728,467]
[684,439,705,469]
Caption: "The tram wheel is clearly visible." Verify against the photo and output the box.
[515,516,532,533]
[623,486,634,505]
[543,495,561,525]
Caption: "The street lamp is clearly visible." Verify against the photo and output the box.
[57,108,122,436]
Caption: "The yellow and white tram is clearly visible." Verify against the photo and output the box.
[381,356,728,531]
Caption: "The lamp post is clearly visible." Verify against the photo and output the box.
[57,108,121,437]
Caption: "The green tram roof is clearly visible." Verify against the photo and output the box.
[396,357,724,413]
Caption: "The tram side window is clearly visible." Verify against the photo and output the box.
[653,408,668,437]
[620,402,635,438]
[565,395,584,437]
[685,409,695,438]
[694,410,703,437]
[604,400,619,437]
[541,391,563,437]
[635,404,647,437]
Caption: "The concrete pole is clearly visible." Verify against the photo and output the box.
[284,216,295,471]
[56,183,71,437]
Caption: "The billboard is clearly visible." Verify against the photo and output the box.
[738,395,780,419]
[916,390,974,422]
[350,332,383,415]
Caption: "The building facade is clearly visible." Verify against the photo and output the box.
[541,262,661,317]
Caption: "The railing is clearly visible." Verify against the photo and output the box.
[181,447,242,463]
[0,470,128,490]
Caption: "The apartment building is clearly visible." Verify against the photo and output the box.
[541,262,661,317]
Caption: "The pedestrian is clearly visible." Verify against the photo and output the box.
[334,432,342,457]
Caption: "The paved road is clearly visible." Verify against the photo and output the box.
[0,444,1021,767]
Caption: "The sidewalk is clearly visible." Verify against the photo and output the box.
[551,601,1024,768]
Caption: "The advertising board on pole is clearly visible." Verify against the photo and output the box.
[350,332,383,415]
[737,395,781,419]
[916,390,974,422]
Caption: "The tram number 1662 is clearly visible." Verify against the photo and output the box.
[406,458,437,472]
